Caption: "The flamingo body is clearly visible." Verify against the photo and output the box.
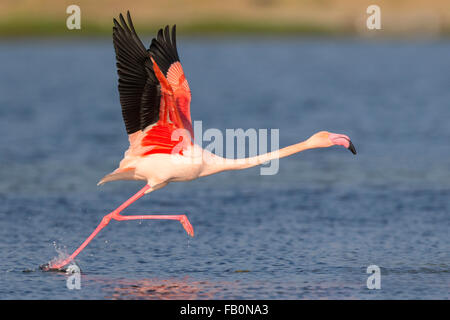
[44,11,356,271]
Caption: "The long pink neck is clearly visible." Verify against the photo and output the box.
[200,140,311,176]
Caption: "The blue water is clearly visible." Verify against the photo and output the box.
[0,37,449,299]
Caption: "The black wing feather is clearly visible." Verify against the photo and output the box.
[113,11,160,134]
[149,25,180,76]
[140,80,161,130]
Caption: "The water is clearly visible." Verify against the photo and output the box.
[0,37,449,299]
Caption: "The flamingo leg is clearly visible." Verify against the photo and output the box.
[112,214,194,237]
[44,185,193,271]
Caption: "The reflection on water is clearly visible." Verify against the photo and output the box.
[99,276,364,300]
[105,277,226,300]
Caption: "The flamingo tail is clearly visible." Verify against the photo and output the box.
[97,169,137,186]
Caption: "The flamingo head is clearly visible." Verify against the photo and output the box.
[307,131,357,155]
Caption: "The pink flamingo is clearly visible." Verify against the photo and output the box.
[45,11,356,270]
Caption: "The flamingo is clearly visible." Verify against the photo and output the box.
[44,11,356,270]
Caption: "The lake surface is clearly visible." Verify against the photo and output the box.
[0,37,449,299]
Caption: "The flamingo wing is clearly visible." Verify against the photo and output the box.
[111,12,193,175]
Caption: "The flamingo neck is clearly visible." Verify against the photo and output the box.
[200,140,312,177]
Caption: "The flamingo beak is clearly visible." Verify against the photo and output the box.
[348,141,357,155]
[328,133,357,155]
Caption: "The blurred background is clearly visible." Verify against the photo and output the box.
[0,0,449,36]
[0,1,448,299]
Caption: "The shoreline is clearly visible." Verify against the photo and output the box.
[0,18,448,38]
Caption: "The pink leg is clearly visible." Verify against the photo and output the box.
[113,214,194,237]
[45,185,194,270]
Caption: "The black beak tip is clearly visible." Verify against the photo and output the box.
[348,141,357,155]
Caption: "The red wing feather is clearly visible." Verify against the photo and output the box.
[167,62,192,135]
[141,122,186,156]
[139,58,193,157]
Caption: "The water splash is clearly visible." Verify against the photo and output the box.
[40,241,80,272]
[50,241,69,265]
